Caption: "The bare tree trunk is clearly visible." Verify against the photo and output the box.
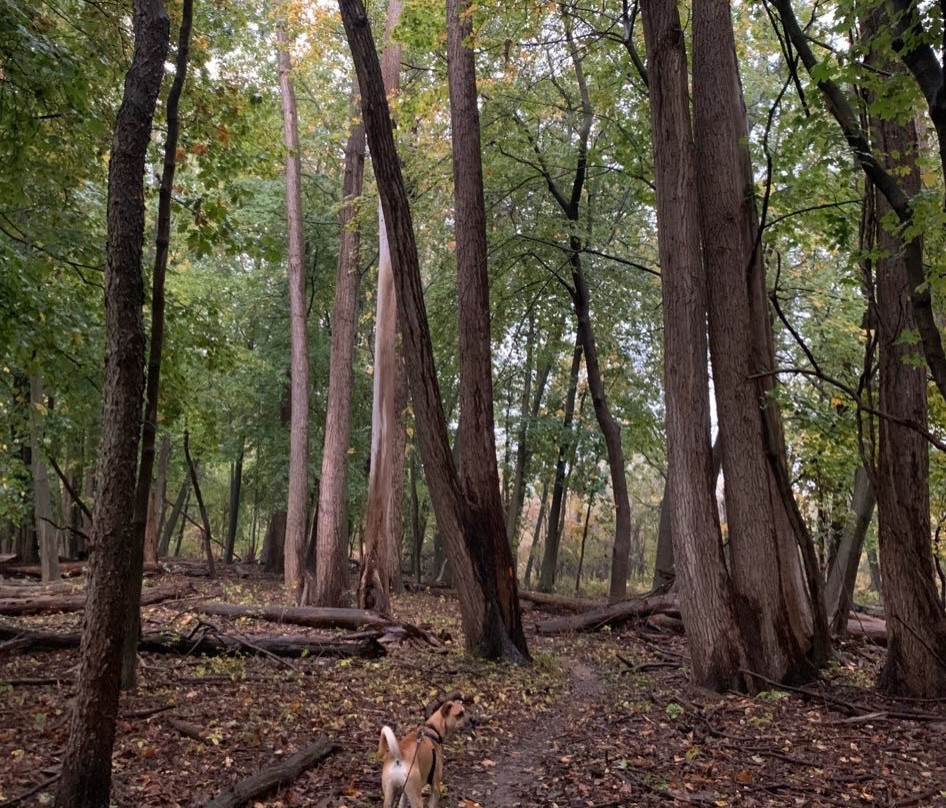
[864,50,946,694]
[184,430,215,577]
[642,0,750,691]
[122,0,191,690]
[692,0,817,683]
[358,0,405,614]
[574,491,594,594]
[262,510,287,574]
[825,466,874,631]
[523,482,549,588]
[309,88,365,606]
[505,314,535,547]
[159,475,189,557]
[447,0,527,650]
[276,11,309,599]
[54,2,169,803]
[152,435,171,555]
[339,0,528,661]
[539,336,582,593]
[30,373,60,582]
[224,443,244,564]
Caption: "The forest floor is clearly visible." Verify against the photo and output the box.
[1,567,946,807]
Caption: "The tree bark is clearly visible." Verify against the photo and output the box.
[151,435,172,559]
[159,476,189,557]
[824,466,875,631]
[358,0,405,615]
[447,0,527,651]
[505,314,535,547]
[122,0,192,691]
[338,0,527,661]
[224,443,244,564]
[29,373,60,583]
[642,0,750,691]
[692,0,816,683]
[262,510,287,575]
[184,430,215,577]
[276,12,310,599]
[864,48,946,695]
[54,1,169,804]
[523,481,549,588]
[539,336,582,592]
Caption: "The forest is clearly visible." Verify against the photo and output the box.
[2,0,946,805]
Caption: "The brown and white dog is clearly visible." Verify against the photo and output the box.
[378,701,468,808]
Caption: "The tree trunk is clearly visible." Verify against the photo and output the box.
[824,466,875,631]
[642,0,750,691]
[159,476,189,557]
[29,373,60,582]
[224,443,244,564]
[122,0,192,691]
[574,491,594,594]
[276,12,310,599]
[184,430,215,577]
[152,435,171,556]
[262,510,287,575]
[358,0,405,614]
[865,60,946,695]
[539,336,582,593]
[505,313,535,547]
[524,481,549,588]
[54,2,169,804]
[338,0,528,661]
[692,0,817,683]
[447,0,527,652]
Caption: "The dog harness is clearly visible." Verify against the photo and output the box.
[417,723,443,787]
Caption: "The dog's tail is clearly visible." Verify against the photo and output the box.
[378,726,402,764]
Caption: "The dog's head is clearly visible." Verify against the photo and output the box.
[432,700,469,738]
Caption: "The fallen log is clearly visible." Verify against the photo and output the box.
[518,590,602,613]
[166,715,208,743]
[194,602,443,647]
[0,561,162,579]
[195,602,392,630]
[0,582,74,599]
[535,593,680,634]
[845,614,888,646]
[205,737,335,808]
[0,584,189,616]
[0,623,385,659]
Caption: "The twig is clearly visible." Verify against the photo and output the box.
[0,774,61,807]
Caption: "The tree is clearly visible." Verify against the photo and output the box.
[311,82,367,607]
[337,0,528,661]
[693,0,820,683]
[865,13,946,696]
[122,0,193,691]
[447,0,526,648]
[641,0,749,691]
[54,0,169,803]
[359,0,405,614]
[29,372,60,582]
[276,8,310,598]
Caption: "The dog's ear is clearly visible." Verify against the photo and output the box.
[440,701,454,717]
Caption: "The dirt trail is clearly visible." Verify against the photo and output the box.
[449,658,605,807]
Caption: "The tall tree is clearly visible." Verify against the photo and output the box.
[865,15,946,696]
[358,0,404,613]
[538,336,582,592]
[29,372,60,582]
[310,82,366,606]
[692,0,818,683]
[53,0,169,803]
[447,0,525,645]
[122,0,193,690]
[276,9,310,598]
[642,0,749,691]
[338,0,528,661]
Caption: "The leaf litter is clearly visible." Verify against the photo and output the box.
[0,570,944,807]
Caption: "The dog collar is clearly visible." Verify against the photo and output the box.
[419,724,443,745]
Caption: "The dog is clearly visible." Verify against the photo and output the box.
[378,700,468,808]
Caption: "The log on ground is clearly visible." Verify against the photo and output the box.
[0,623,386,659]
[535,593,681,634]
[0,584,189,616]
[518,590,602,613]
[205,737,335,808]
[194,602,443,646]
